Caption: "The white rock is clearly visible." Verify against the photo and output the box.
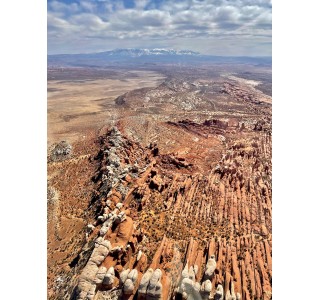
[182,263,189,279]
[201,280,212,293]
[120,269,130,285]
[181,278,194,293]
[138,268,154,294]
[137,250,143,261]
[193,282,201,292]
[148,269,162,287]
[114,211,126,224]
[86,284,96,300]
[189,266,196,281]
[94,266,107,284]
[90,241,110,265]
[95,237,103,246]
[97,215,105,222]
[204,255,216,279]
[147,281,162,298]
[116,203,123,209]
[87,224,95,231]
[225,290,232,300]
[78,290,87,300]
[100,240,111,249]
[80,261,99,281]
[127,268,138,283]
[123,279,135,295]
[214,284,224,300]
[94,237,111,249]
[99,225,109,236]
[106,267,115,276]
[193,265,198,275]
[110,245,123,254]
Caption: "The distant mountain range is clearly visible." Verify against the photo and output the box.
[48,48,271,67]
[98,48,200,57]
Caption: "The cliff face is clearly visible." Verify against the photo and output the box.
[47,72,271,300]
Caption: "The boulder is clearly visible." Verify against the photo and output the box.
[120,269,130,285]
[102,267,115,288]
[123,279,135,295]
[201,280,212,293]
[148,281,162,298]
[97,215,105,222]
[204,255,216,279]
[127,269,138,283]
[138,268,154,294]
[214,284,224,300]
[193,282,201,292]
[147,269,162,296]
[180,278,194,294]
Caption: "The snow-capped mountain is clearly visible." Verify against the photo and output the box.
[48,48,272,67]
[99,48,200,57]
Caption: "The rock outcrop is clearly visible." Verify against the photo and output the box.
[48,72,272,300]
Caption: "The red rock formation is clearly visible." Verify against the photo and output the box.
[48,79,272,299]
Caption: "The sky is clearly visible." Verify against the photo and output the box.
[48,0,272,56]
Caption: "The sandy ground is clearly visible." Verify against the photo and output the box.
[227,75,261,87]
[47,70,165,146]
[227,75,272,104]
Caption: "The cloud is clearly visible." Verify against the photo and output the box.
[47,0,272,55]
[48,1,79,15]
[111,9,171,29]
[135,0,150,9]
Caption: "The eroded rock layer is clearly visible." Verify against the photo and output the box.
[54,121,272,300]
[48,72,272,300]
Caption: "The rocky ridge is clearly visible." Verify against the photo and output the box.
[61,120,272,300]
[47,72,272,300]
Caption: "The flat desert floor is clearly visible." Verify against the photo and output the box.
[47,70,165,146]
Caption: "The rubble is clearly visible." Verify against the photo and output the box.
[49,140,72,161]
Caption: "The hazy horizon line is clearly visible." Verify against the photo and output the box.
[48,48,272,58]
